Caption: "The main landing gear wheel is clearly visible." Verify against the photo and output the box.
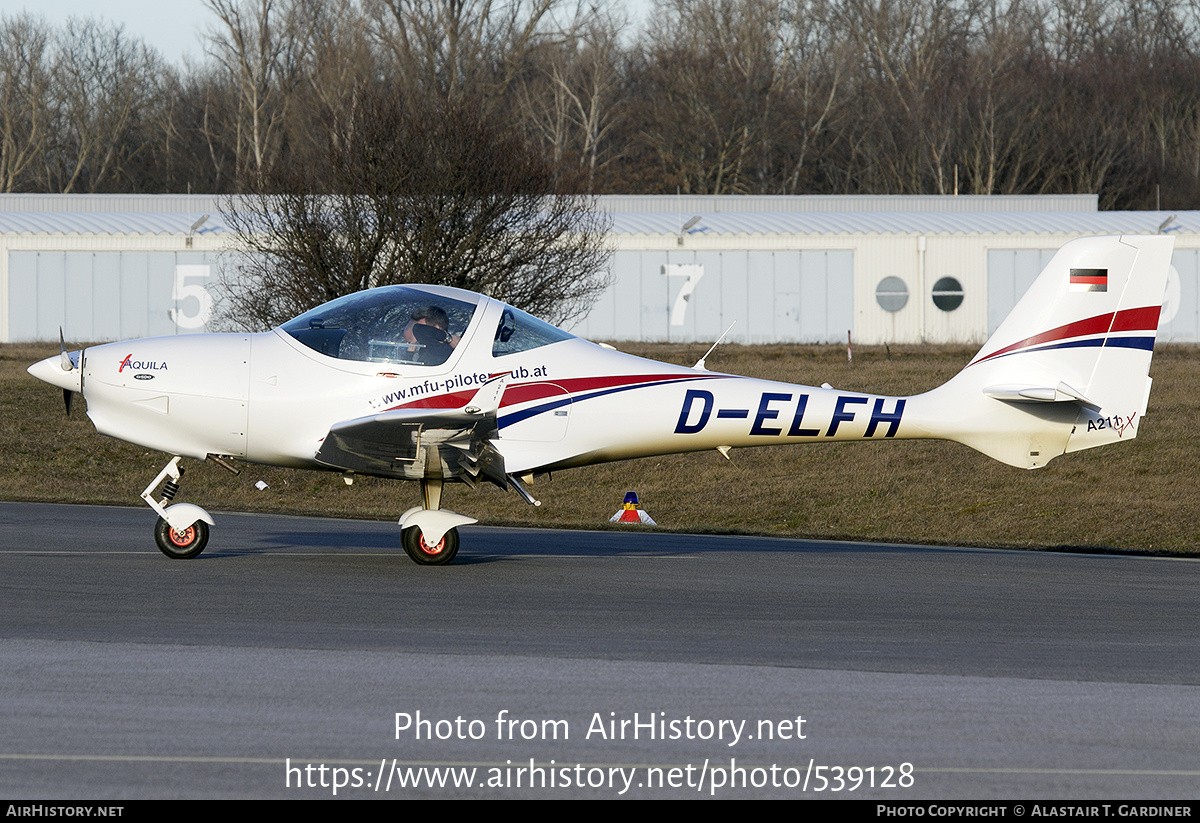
[154,517,210,559]
[402,525,459,566]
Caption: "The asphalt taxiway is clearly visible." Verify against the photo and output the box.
[2,502,1198,798]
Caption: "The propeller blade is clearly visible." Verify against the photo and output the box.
[59,328,73,372]
[63,388,74,416]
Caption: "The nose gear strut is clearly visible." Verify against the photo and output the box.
[141,456,215,559]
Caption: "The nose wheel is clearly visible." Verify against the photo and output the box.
[154,517,210,559]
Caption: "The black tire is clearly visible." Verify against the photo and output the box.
[402,525,459,566]
[154,517,209,559]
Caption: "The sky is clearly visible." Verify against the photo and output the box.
[24,0,214,66]
[19,0,652,69]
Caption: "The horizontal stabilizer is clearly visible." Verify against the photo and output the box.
[983,382,1097,408]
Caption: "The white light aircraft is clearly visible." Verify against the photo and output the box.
[28,235,1173,565]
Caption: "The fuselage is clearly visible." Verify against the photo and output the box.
[40,285,929,480]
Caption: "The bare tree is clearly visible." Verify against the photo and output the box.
[126,66,227,193]
[7,0,1200,206]
[837,0,979,193]
[628,0,846,194]
[202,0,308,185]
[365,0,574,111]
[219,90,612,329]
[633,0,780,193]
[777,0,849,194]
[293,0,378,147]
[518,11,628,188]
[0,14,53,192]
[46,18,165,193]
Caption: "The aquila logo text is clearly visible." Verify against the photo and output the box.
[119,355,167,373]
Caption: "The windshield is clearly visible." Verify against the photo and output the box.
[281,286,478,367]
[492,305,576,357]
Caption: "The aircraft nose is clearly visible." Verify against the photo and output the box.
[28,354,82,394]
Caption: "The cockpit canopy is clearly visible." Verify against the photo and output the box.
[490,305,576,358]
[280,285,575,367]
[281,286,476,367]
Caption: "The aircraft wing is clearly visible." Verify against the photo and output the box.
[314,374,508,485]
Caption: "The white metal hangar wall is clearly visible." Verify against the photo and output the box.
[2,193,1198,345]
[571,198,1200,346]
[0,196,228,344]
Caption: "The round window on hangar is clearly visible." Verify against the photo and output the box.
[932,277,964,312]
[875,276,909,312]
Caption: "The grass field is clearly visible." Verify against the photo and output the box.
[4,340,1197,554]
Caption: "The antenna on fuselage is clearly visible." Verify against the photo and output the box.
[693,321,736,371]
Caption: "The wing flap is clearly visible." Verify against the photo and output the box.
[315,374,508,483]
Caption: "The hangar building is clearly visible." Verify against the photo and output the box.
[2,193,1197,345]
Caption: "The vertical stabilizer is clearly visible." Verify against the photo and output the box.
[918,235,1173,468]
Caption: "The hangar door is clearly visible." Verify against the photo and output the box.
[576,249,854,344]
[7,250,222,342]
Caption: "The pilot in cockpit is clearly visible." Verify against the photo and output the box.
[402,306,459,365]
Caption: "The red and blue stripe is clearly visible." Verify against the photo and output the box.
[387,372,716,427]
[969,306,1160,367]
